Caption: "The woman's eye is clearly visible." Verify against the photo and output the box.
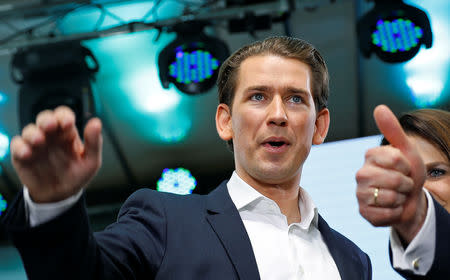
[428,168,446,178]
[251,94,264,101]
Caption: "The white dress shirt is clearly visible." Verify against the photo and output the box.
[24,186,83,227]
[227,172,341,280]
[389,189,436,275]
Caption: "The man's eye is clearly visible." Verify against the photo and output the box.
[251,94,264,101]
[290,95,302,103]
[428,168,446,178]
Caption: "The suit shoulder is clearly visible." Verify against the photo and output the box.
[122,188,204,211]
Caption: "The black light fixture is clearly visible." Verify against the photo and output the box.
[10,40,99,136]
[357,0,432,63]
[158,21,230,95]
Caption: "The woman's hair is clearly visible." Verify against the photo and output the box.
[381,109,450,161]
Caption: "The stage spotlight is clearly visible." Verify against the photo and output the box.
[158,21,230,95]
[357,0,432,63]
[10,41,99,136]
[157,168,197,195]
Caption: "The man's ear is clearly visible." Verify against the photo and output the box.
[312,108,330,145]
[216,103,233,141]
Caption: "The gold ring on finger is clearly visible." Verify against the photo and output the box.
[373,187,379,206]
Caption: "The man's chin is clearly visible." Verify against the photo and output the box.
[252,165,299,184]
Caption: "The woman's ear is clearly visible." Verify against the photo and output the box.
[312,108,330,145]
[216,103,233,141]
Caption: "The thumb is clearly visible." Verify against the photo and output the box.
[373,104,425,187]
[83,117,103,167]
[374,105,410,152]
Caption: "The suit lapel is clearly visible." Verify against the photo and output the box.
[205,181,260,280]
[318,215,363,280]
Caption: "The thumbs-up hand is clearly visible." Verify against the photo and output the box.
[356,105,427,244]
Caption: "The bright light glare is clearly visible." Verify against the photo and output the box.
[155,116,192,143]
[0,92,6,104]
[0,132,9,160]
[406,77,443,107]
[404,1,449,107]
[125,69,181,113]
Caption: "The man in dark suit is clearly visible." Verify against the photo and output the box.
[356,106,450,279]
[3,37,371,279]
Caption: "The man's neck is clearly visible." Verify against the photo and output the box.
[236,171,302,224]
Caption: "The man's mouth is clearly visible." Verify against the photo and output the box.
[267,141,286,147]
[262,137,290,151]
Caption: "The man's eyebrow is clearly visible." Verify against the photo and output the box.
[244,86,310,95]
[244,86,271,92]
[285,87,310,95]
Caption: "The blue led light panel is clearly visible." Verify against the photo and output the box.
[372,19,423,53]
[0,194,7,217]
[157,168,197,195]
[169,50,219,85]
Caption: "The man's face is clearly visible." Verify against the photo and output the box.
[216,54,329,186]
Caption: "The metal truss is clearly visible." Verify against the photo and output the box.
[0,0,331,54]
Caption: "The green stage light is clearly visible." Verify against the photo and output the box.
[158,21,229,95]
[358,0,432,63]
[157,168,197,195]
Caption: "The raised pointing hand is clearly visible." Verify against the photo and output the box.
[10,106,103,203]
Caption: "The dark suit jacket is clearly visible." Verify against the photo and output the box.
[3,181,371,280]
[391,198,450,280]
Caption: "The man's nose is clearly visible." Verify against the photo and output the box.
[267,96,288,127]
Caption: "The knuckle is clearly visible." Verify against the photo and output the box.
[359,208,383,227]
[405,178,414,190]
[358,207,368,218]
[391,173,404,188]
[397,194,407,205]
[356,189,365,201]
[365,148,377,159]
[377,209,391,223]
[385,191,397,206]
[391,149,403,164]
[355,168,369,182]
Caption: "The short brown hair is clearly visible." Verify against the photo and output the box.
[381,109,450,161]
[217,36,329,112]
[217,36,330,150]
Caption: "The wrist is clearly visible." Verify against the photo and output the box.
[394,190,428,245]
